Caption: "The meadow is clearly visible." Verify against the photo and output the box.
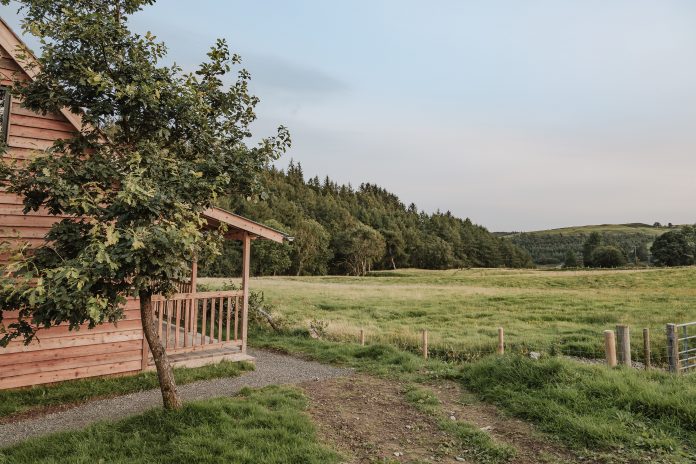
[203,267,696,363]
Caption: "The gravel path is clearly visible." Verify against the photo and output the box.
[0,348,351,448]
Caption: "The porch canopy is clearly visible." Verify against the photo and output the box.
[202,207,288,243]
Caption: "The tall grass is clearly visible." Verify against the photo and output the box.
[458,355,696,462]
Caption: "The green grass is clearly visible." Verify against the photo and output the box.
[0,360,254,419]
[255,331,696,461]
[458,355,696,463]
[0,385,340,463]
[253,330,449,381]
[404,385,516,463]
[204,267,696,362]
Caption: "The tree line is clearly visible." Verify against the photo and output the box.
[201,161,534,277]
[509,229,657,265]
[561,226,696,268]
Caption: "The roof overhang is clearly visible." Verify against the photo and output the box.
[202,207,291,244]
[0,17,86,133]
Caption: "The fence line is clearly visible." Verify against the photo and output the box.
[344,321,695,375]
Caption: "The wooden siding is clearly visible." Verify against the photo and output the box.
[0,298,144,389]
[0,40,146,390]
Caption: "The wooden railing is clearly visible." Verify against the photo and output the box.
[152,290,244,355]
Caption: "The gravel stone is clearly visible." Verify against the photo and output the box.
[0,348,351,448]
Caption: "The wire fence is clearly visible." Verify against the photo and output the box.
[313,319,696,373]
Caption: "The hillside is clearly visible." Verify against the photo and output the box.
[503,223,672,264]
[202,162,533,276]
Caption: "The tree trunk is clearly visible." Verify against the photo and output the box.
[140,290,182,410]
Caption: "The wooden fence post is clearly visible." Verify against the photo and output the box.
[604,330,617,367]
[667,323,679,374]
[643,328,651,369]
[360,328,365,346]
[616,324,631,367]
[422,329,428,359]
[497,327,504,355]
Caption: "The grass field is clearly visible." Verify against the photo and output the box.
[203,267,696,362]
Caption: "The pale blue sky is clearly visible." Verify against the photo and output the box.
[3,1,696,231]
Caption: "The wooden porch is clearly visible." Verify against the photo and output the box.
[143,229,258,369]
[147,290,255,370]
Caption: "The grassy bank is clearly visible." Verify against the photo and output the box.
[459,355,696,463]
[0,360,253,420]
[204,267,696,362]
[0,386,339,463]
[253,332,696,462]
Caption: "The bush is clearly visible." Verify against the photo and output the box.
[590,245,627,268]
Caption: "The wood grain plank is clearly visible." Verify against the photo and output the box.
[0,340,142,367]
[0,329,143,354]
[0,349,143,378]
[0,360,142,390]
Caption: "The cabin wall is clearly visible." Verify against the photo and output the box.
[0,42,146,390]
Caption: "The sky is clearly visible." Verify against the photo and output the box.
[2,1,696,231]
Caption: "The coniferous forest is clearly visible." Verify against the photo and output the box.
[201,162,534,277]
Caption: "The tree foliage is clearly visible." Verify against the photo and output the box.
[203,164,533,276]
[590,246,627,268]
[0,0,288,408]
[651,226,696,266]
[508,228,659,265]
[563,250,579,268]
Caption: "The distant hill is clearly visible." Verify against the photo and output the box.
[502,223,674,265]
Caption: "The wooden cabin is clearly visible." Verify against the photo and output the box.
[0,18,289,390]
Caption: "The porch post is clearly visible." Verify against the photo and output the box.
[241,232,251,353]
[191,258,198,293]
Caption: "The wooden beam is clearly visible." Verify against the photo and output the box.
[241,232,251,353]
[202,207,287,243]
[191,259,198,294]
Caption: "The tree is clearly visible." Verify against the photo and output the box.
[651,227,696,266]
[380,228,407,270]
[590,246,627,268]
[335,222,386,276]
[582,232,602,266]
[0,1,289,409]
[291,219,332,275]
[251,220,292,276]
[563,250,579,268]
[411,236,455,269]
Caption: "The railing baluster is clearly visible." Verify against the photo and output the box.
[183,298,189,347]
[210,297,216,343]
[192,297,198,347]
[174,300,180,349]
[201,298,207,345]
[226,296,231,342]
[164,301,169,350]
[218,297,223,344]
[234,296,239,342]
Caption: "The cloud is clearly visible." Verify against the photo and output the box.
[243,53,348,98]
